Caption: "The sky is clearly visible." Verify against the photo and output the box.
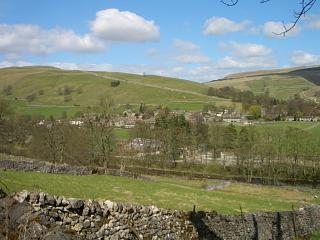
[0,0,320,82]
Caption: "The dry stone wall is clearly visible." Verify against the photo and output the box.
[1,191,319,240]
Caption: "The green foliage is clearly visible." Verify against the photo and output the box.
[110,80,120,87]
[309,230,320,240]
[249,105,261,119]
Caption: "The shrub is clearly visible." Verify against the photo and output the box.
[64,95,72,102]
[3,85,13,96]
[76,87,83,94]
[26,94,37,102]
[111,80,120,87]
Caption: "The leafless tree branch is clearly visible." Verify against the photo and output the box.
[221,0,318,36]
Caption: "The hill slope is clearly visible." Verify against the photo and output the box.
[207,66,320,100]
[0,67,231,117]
[288,67,320,86]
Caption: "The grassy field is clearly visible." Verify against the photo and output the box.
[113,128,131,140]
[0,67,234,117]
[1,170,319,214]
[310,231,320,239]
[207,75,316,100]
[251,122,320,136]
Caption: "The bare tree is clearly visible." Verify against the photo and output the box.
[221,0,318,35]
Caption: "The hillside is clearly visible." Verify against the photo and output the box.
[0,67,231,117]
[289,66,320,86]
[207,66,320,100]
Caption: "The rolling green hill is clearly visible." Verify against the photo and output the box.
[207,66,320,100]
[0,67,232,118]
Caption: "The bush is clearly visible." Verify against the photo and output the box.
[3,85,13,96]
[111,80,120,87]
[58,86,74,95]
[38,89,44,95]
[76,87,83,94]
[26,94,37,102]
[64,95,72,102]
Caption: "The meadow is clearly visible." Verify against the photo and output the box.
[1,170,319,214]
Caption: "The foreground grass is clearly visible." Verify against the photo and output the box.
[309,230,320,240]
[1,170,319,214]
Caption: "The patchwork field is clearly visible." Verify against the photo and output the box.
[1,170,319,214]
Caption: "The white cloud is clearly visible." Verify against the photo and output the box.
[217,41,275,70]
[263,21,301,38]
[0,24,105,57]
[175,54,210,64]
[90,8,160,42]
[227,41,272,58]
[290,51,320,66]
[189,66,220,81]
[173,39,210,64]
[203,17,250,35]
[173,39,200,52]
[217,56,276,69]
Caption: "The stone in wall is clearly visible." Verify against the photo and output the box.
[1,191,320,240]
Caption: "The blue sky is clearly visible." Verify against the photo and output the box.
[0,0,319,81]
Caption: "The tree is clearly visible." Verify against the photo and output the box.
[110,80,120,87]
[85,97,115,169]
[208,123,225,159]
[221,0,318,35]
[249,105,262,119]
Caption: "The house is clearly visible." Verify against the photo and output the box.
[222,117,242,123]
[299,117,318,122]
[69,120,84,126]
[286,116,295,122]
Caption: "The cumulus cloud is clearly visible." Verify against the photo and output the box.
[290,51,320,66]
[0,24,105,57]
[226,41,272,58]
[175,54,210,64]
[90,8,160,42]
[173,39,200,52]
[217,41,275,69]
[203,17,250,35]
[173,39,210,64]
[263,21,301,38]
[216,56,275,69]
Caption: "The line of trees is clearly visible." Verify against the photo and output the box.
[130,110,320,185]
[208,86,320,119]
